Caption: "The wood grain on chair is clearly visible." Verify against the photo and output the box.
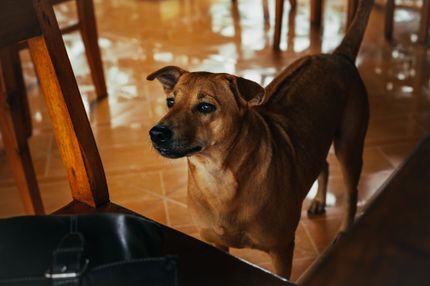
[0,0,107,214]
[0,0,109,212]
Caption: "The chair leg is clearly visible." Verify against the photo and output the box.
[0,48,44,215]
[76,0,107,99]
[347,0,359,27]
[418,0,430,44]
[28,32,109,208]
[385,0,395,41]
[273,0,285,51]
[12,47,33,139]
[311,0,323,27]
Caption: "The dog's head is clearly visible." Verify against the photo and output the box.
[147,66,265,158]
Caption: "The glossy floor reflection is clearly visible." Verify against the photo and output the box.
[1,0,430,281]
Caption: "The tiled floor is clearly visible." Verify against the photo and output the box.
[1,0,430,282]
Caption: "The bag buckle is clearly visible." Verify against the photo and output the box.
[45,259,89,279]
[45,231,88,280]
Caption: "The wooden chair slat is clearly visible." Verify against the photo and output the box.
[27,0,109,207]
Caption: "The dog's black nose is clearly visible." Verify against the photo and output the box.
[149,125,173,145]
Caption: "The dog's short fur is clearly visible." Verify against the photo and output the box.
[148,0,373,278]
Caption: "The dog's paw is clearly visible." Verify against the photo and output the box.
[307,200,326,216]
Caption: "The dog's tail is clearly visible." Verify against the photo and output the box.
[333,0,374,62]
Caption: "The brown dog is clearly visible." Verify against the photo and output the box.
[147,0,373,278]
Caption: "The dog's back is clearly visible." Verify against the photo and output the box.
[256,0,374,195]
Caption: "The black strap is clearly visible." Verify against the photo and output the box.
[45,217,88,286]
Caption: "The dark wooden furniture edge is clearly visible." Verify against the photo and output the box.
[298,132,430,286]
[55,201,294,286]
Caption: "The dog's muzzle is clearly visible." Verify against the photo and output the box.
[149,125,202,158]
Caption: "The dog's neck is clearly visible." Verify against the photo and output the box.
[187,108,274,192]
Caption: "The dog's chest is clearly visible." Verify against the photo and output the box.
[187,159,256,247]
[188,161,238,211]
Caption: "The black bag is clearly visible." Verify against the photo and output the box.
[0,214,177,286]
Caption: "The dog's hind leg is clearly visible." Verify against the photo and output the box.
[307,161,329,216]
[334,85,369,232]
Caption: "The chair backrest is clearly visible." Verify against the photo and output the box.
[0,0,109,208]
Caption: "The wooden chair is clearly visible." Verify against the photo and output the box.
[0,1,294,284]
[51,0,107,100]
[273,0,359,51]
[1,45,45,214]
[0,0,107,214]
[385,0,430,44]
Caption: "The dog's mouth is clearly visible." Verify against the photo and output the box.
[154,145,203,159]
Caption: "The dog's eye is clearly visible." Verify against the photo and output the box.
[166,98,175,108]
[196,102,216,114]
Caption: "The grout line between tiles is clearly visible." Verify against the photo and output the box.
[159,171,172,225]
[139,187,188,208]
[158,171,166,196]
[171,222,196,229]
[43,134,54,177]
[163,198,171,226]
[376,146,394,167]
[301,223,320,256]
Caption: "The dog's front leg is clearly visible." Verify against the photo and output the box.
[269,240,295,279]
[199,228,230,253]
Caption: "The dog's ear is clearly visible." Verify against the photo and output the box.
[147,66,187,93]
[226,75,265,107]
